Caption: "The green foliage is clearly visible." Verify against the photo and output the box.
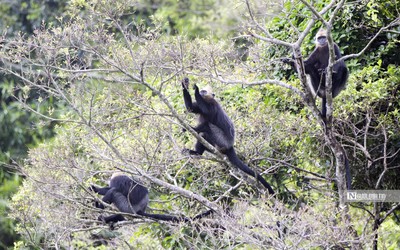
[335,64,400,191]
[0,82,57,164]
[0,175,20,249]
[333,0,399,68]
[0,79,61,248]
[0,1,72,248]
[379,218,400,249]
[0,0,69,35]
[257,0,400,196]
[150,0,242,39]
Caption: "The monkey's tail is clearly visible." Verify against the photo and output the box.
[138,211,189,222]
[225,148,275,195]
[321,97,327,119]
[345,155,352,190]
[193,209,214,220]
[138,209,213,223]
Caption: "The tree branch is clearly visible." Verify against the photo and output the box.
[339,18,400,63]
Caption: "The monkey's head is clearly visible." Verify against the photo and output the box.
[108,172,124,184]
[316,29,327,47]
[200,85,215,102]
[111,172,124,179]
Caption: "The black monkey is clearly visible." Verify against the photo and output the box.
[306,30,351,190]
[283,29,351,189]
[181,78,275,194]
[284,29,349,118]
[91,173,212,223]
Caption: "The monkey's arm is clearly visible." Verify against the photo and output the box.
[283,53,316,74]
[90,185,111,209]
[333,44,343,59]
[97,190,132,224]
[332,44,346,73]
[182,82,201,113]
[304,49,319,73]
[193,85,211,115]
[90,185,111,195]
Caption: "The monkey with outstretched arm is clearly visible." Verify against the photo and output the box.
[182,78,275,194]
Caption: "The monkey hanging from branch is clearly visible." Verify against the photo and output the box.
[181,77,275,195]
[90,173,213,223]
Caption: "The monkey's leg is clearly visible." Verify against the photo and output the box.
[110,191,136,214]
[94,200,106,209]
[345,155,352,190]
[183,130,213,155]
[186,140,206,155]
[97,190,133,223]
[101,187,117,204]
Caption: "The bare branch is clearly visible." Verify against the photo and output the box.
[299,0,328,26]
[339,18,400,63]
[244,0,292,47]
[294,0,338,47]
[380,203,400,223]
[216,76,305,98]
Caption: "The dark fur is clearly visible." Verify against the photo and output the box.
[182,78,275,194]
[305,35,351,190]
[283,31,351,190]
[304,43,348,117]
[284,32,348,118]
[91,174,211,223]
